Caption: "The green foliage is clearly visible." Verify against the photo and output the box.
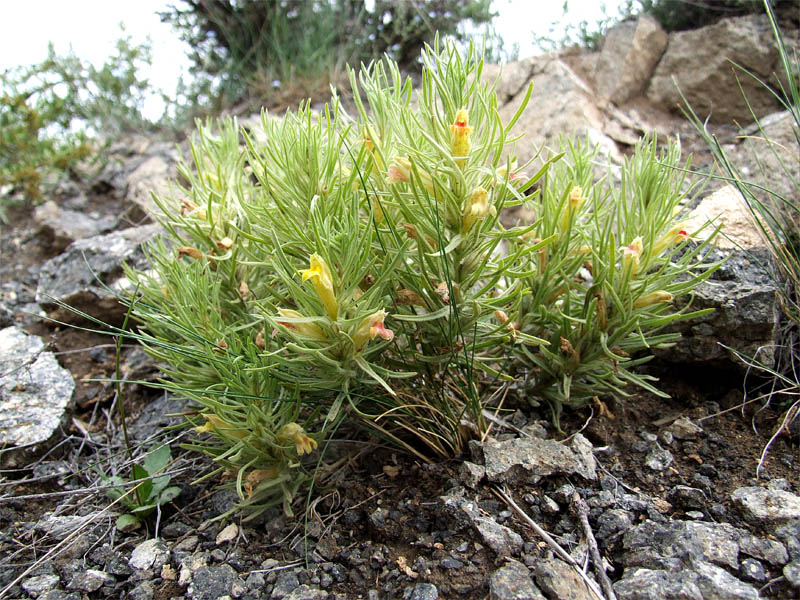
[101,445,181,531]
[158,0,495,105]
[0,35,173,218]
[123,38,718,518]
[639,0,797,32]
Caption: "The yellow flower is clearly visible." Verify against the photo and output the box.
[245,467,280,498]
[450,108,473,168]
[276,423,318,456]
[495,160,527,186]
[559,186,586,230]
[352,310,395,351]
[276,309,327,339]
[194,414,247,439]
[462,187,495,234]
[621,236,643,275]
[300,254,338,320]
[634,290,674,308]
[652,224,690,255]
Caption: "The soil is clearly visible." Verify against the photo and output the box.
[0,143,798,600]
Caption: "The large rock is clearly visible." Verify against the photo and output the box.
[489,560,546,600]
[647,15,783,123]
[481,433,596,484]
[36,224,160,325]
[615,563,759,600]
[733,486,800,525]
[0,326,74,448]
[498,56,616,163]
[34,200,118,253]
[595,15,669,104]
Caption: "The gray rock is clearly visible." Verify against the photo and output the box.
[739,558,768,583]
[615,567,703,600]
[188,564,238,600]
[647,14,782,123]
[623,520,741,570]
[459,461,485,488]
[405,583,438,600]
[531,557,595,600]
[644,443,673,472]
[272,570,300,599]
[39,591,82,600]
[284,584,327,600]
[125,153,178,217]
[693,560,759,600]
[129,538,170,571]
[595,15,669,104]
[667,486,707,510]
[65,569,114,592]
[732,486,800,525]
[655,247,777,368]
[481,434,596,484]
[737,532,788,566]
[441,489,523,556]
[128,581,155,600]
[785,559,800,588]
[669,416,703,440]
[36,224,161,325]
[489,560,546,600]
[21,574,61,598]
[34,200,118,252]
[776,520,800,560]
[596,509,635,542]
[0,327,74,447]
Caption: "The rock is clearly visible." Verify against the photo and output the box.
[216,523,239,545]
[128,581,155,600]
[284,584,327,600]
[531,557,595,600]
[655,245,777,368]
[36,224,160,325]
[125,152,179,217]
[615,562,758,600]
[21,574,61,598]
[644,443,673,471]
[693,560,759,600]
[34,200,118,253]
[683,185,766,251]
[65,569,114,592]
[785,559,800,588]
[405,583,439,600]
[595,509,635,542]
[441,489,523,556]
[737,532,788,566]
[459,461,485,489]
[481,434,596,484]
[615,567,703,600]
[188,564,238,600]
[647,15,782,123]
[129,538,169,571]
[498,56,613,164]
[272,570,300,599]
[739,558,768,583]
[733,486,800,525]
[0,327,74,448]
[622,520,741,570]
[483,58,538,105]
[595,15,669,104]
[669,416,703,440]
[489,560,546,600]
[776,520,800,560]
[667,486,708,510]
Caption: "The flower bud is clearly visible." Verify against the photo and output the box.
[621,237,643,275]
[276,423,317,455]
[462,187,494,234]
[652,224,690,255]
[559,186,586,231]
[276,309,327,339]
[450,108,473,168]
[633,290,673,308]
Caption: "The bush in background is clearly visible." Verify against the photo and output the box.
[158,0,495,107]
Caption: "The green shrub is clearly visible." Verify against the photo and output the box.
[158,0,495,106]
[0,36,174,219]
[121,38,719,519]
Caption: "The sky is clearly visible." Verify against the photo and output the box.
[0,1,626,117]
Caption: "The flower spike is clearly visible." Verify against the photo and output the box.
[300,254,338,320]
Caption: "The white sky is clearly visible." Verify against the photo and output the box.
[0,1,624,116]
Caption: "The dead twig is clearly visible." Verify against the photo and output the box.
[493,486,605,600]
[571,492,618,600]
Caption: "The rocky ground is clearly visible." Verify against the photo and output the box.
[1,12,800,600]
